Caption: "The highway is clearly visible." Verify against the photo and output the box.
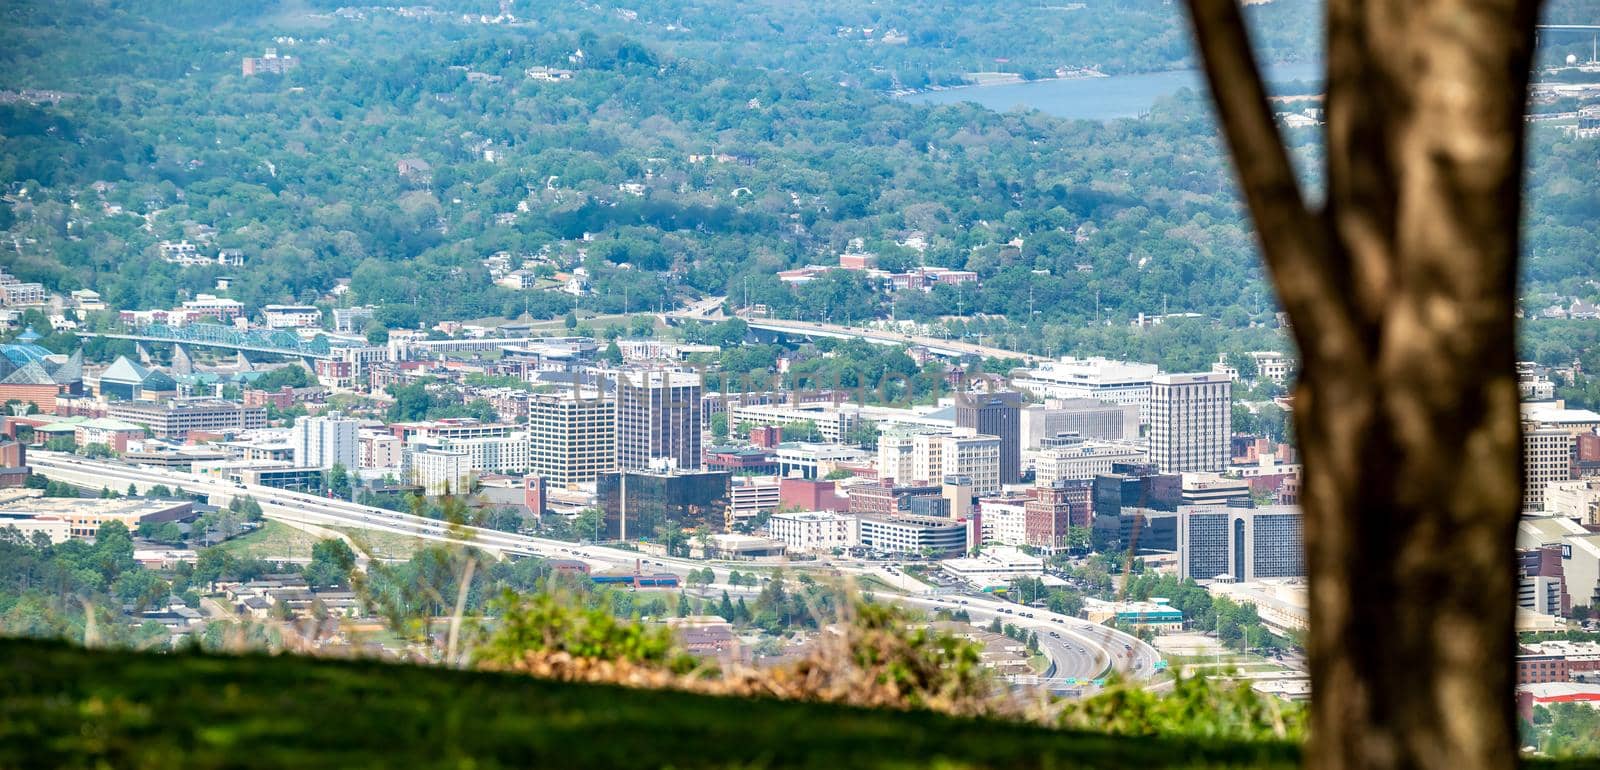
[666,297,1044,363]
[28,451,1160,685]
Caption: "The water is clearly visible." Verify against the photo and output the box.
[900,61,1323,120]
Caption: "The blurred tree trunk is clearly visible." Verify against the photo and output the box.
[1181,1,1541,768]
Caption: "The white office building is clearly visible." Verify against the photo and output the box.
[941,546,1045,587]
[290,412,359,470]
[768,511,859,553]
[977,496,1029,546]
[1021,398,1140,447]
[1148,372,1231,474]
[1010,357,1159,422]
[1034,433,1148,485]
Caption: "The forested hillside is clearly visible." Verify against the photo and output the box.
[0,0,1596,362]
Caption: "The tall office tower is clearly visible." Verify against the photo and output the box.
[614,369,702,472]
[527,391,616,488]
[291,411,359,470]
[1177,504,1305,581]
[956,390,1022,484]
[1523,425,1576,511]
[1148,372,1232,473]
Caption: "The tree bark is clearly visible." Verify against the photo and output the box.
[1181,1,1541,768]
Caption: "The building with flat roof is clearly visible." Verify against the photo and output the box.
[1034,432,1148,486]
[876,426,1001,495]
[957,390,1021,485]
[1524,425,1575,511]
[773,441,870,480]
[726,402,860,445]
[768,511,858,552]
[1021,398,1139,448]
[1544,478,1600,525]
[527,391,615,488]
[856,513,967,556]
[613,369,702,472]
[1178,504,1304,582]
[0,495,193,540]
[106,399,266,440]
[1082,598,1185,631]
[941,546,1043,587]
[291,412,359,470]
[411,447,472,496]
[1149,372,1231,474]
[1011,357,1159,422]
[1207,579,1311,636]
[1181,472,1254,507]
[261,305,322,329]
[728,476,781,526]
[597,469,730,540]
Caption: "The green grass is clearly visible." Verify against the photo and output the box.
[0,638,1310,769]
[329,526,433,560]
[218,521,322,561]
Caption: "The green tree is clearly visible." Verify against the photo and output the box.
[326,463,352,500]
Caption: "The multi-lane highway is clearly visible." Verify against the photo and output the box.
[28,451,1161,685]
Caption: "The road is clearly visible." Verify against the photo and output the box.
[29,451,1159,685]
[666,297,1044,363]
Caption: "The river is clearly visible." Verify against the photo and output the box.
[899,61,1322,120]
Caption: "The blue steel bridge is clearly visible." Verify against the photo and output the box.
[81,324,336,360]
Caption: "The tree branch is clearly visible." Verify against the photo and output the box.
[1182,0,1350,348]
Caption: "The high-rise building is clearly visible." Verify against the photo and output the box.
[957,390,1021,484]
[1148,372,1232,473]
[527,391,615,488]
[1177,505,1304,582]
[876,426,1001,495]
[613,370,702,472]
[291,411,359,470]
[1523,425,1575,511]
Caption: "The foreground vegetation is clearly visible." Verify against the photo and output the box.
[1,635,1302,770]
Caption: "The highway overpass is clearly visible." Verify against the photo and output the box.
[27,451,1159,685]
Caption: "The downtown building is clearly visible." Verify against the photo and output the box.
[1021,398,1140,448]
[1177,504,1304,582]
[1148,372,1232,474]
[527,390,615,488]
[956,390,1022,484]
[106,399,267,440]
[1523,424,1575,512]
[876,426,1001,496]
[290,411,359,470]
[1010,357,1160,422]
[613,369,702,472]
[1034,432,1149,486]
